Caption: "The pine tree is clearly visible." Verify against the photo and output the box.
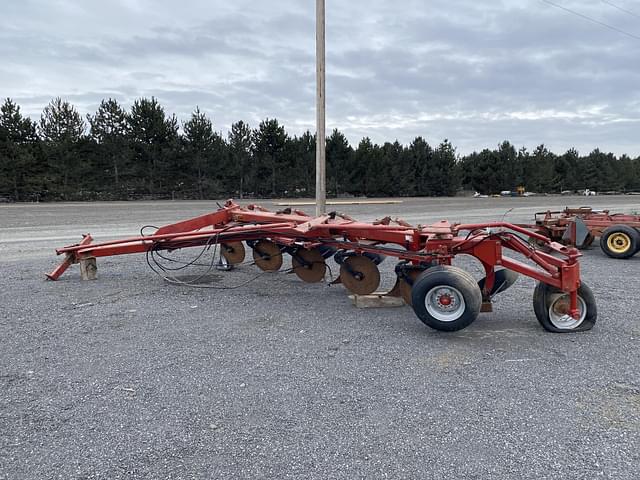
[352,138,375,196]
[0,98,38,200]
[128,97,179,195]
[429,140,459,196]
[252,119,287,197]
[183,108,217,199]
[326,129,352,196]
[228,121,253,198]
[530,145,555,192]
[408,137,433,196]
[302,131,316,196]
[87,99,130,192]
[39,97,86,196]
[379,141,404,196]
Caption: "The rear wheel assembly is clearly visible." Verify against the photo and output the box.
[599,225,639,259]
[532,282,597,332]
[411,266,482,332]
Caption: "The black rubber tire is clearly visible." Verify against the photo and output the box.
[532,282,597,333]
[411,265,482,332]
[599,225,639,259]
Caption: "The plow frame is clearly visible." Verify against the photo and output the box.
[48,200,584,319]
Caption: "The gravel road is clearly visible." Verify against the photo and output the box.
[1,196,639,479]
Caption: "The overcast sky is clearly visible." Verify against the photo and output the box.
[1,0,639,155]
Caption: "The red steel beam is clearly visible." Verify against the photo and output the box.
[46,234,94,280]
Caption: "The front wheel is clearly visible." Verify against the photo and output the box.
[532,282,597,333]
[411,266,482,332]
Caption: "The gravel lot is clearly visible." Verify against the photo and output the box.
[1,196,639,479]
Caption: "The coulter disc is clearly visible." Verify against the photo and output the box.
[399,270,421,306]
[252,240,283,271]
[221,242,246,265]
[340,255,381,295]
[292,248,326,283]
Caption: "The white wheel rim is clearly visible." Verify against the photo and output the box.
[425,286,466,322]
[548,294,587,329]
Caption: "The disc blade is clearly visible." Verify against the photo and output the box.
[477,268,519,297]
[292,248,326,283]
[339,255,381,295]
[252,240,283,272]
[398,270,420,305]
[221,242,246,265]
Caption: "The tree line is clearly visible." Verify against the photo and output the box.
[1,97,639,201]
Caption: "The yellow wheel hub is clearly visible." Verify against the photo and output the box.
[607,232,631,254]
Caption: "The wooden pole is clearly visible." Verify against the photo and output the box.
[315,0,326,216]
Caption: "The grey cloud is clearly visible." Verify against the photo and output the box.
[1,0,639,155]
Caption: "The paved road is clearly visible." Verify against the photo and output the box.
[1,197,639,479]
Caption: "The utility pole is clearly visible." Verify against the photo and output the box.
[315,0,326,216]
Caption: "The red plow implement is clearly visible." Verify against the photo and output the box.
[525,207,640,259]
[48,200,597,333]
